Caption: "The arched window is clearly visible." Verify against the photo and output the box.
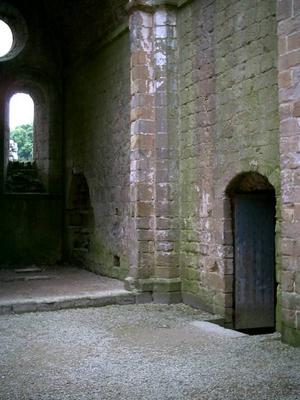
[9,93,34,162]
[5,85,49,193]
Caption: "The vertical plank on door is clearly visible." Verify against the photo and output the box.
[234,193,275,330]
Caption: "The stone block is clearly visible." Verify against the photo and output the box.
[279,50,300,71]
[184,267,199,281]
[0,304,12,315]
[135,292,153,303]
[156,251,178,270]
[136,201,154,217]
[288,32,300,52]
[277,0,293,21]
[281,256,297,272]
[152,291,182,304]
[156,241,174,252]
[156,230,177,241]
[292,101,300,118]
[182,292,213,313]
[131,106,154,121]
[116,294,135,305]
[278,37,287,56]
[182,278,199,294]
[296,311,300,329]
[295,272,300,293]
[138,251,155,269]
[282,292,300,310]
[124,277,137,291]
[281,271,296,292]
[153,278,181,293]
[131,51,148,66]
[281,324,300,346]
[279,104,294,120]
[135,278,153,292]
[282,307,296,328]
[36,302,57,312]
[137,229,155,240]
[294,203,300,220]
[136,217,155,229]
[224,258,234,274]
[295,0,300,14]
[207,272,224,291]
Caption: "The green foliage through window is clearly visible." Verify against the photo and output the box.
[10,124,33,161]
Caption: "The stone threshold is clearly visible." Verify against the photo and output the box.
[0,289,135,315]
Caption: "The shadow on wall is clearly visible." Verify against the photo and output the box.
[66,173,95,265]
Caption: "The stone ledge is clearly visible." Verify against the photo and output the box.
[125,276,181,292]
[0,290,135,315]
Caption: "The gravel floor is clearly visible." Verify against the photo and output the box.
[0,304,299,400]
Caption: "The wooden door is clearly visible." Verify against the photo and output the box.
[234,192,275,330]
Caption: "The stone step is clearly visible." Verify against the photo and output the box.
[15,267,42,273]
[0,290,135,315]
[1,275,54,282]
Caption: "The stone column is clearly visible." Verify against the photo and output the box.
[126,1,156,301]
[153,6,181,302]
[277,0,300,346]
[126,0,180,302]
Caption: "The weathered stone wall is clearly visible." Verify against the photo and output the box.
[64,31,131,279]
[0,195,62,265]
[178,0,217,311]
[277,0,300,346]
[178,0,280,321]
[0,0,63,266]
[47,0,128,66]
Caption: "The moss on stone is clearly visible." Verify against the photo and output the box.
[282,324,300,347]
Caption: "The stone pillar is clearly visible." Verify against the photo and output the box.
[126,2,156,300]
[126,0,180,302]
[277,0,300,346]
[153,6,181,302]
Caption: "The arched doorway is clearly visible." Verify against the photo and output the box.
[227,172,276,332]
[66,173,95,265]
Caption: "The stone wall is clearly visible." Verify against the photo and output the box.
[178,0,217,311]
[0,195,62,265]
[277,0,300,346]
[64,31,131,280]
[178,0,280,321]
[46,0,128,66]
[0,0,63,266]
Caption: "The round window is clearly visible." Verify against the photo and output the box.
[0,19,13,57]
[0,3,28,62]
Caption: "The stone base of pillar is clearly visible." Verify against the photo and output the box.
[153,291,182,304]
[282,324,300,347]
[125,276,182,304]
[182,292,214,314]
